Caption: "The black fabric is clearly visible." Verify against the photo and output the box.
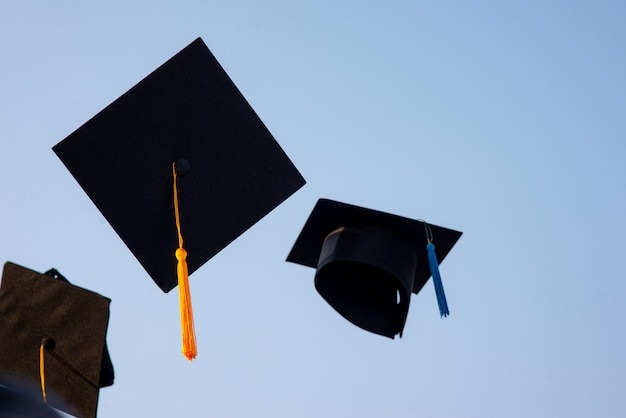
[53,37,305,293]
[44,268,115,388]
[0,262,112,418]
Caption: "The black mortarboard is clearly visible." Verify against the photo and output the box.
[0,262,114,418]
[52,37,305,294]
[286,199,462,338]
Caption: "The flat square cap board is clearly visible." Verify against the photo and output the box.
[0,262,113,418]
[53,37,306,293]
[286,199,462,295]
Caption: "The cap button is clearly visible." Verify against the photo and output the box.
[41,337,56,351]
[175,159,190,176]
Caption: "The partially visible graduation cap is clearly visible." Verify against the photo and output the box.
[52,37,305,359]
[0,262,114,418]
[287,199,462,338]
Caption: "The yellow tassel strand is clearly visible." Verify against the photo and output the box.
[172,162,197,361]
[39,341,47,403]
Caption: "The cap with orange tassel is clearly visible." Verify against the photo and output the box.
[0,262,114,418]
[52,37,305,359]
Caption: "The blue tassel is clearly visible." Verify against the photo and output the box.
[427,242,449,317]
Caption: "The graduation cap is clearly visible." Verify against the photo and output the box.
[0,262,114,418]
[52,37,306,359]
[287,199,462,338]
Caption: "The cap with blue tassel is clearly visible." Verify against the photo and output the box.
[287,199,462,338]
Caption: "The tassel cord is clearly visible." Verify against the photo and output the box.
[39,343,47,403]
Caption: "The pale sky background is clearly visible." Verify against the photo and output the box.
[1,1,626,417]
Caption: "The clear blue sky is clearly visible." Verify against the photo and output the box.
[1,1,625,417]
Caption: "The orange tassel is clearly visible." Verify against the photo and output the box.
[173,163,197,361]
[40,341,47,403]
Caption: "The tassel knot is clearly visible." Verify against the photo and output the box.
[175,248,187,261]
